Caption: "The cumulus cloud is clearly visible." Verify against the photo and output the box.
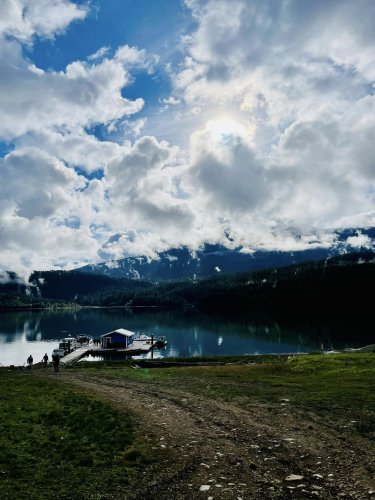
[0,40,145,139]
[269,99,375,229]
[1,0,375,275]
[0,0,165,275]
[0,148,86,219]
[182,0,375,82]
[0,216,100,280]
[0,0,88,42]
[171,0,375,236]
[0,149,104,278]
[106,136,194,231]
[174,0,374,133]
[114,44,159,73]
[17,129,123,173]
[0,3,163,141]
[188,119,267,213]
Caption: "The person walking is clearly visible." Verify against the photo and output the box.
[42,353,49,367]
[52,352,60,373]
[27,354,33,370]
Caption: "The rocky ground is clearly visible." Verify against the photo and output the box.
[52,370,374,499]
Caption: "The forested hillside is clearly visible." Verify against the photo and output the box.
[1,252,373,315]
[0,270,150,309]
[0,272,32,309]
[28,270,152,301]
[78,252,375,316]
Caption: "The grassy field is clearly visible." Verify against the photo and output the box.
[0,352,374,499]
[0,371,153,500]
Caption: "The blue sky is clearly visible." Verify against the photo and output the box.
[0,0,374,277]
[28,1,190,69]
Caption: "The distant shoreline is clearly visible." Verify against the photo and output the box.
[0,304,169,312]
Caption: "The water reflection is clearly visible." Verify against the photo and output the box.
[0,307,372,366]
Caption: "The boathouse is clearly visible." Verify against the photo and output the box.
[101,328,134,349]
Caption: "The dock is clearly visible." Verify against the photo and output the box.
[60,345,100,365]
[60,339,157,365]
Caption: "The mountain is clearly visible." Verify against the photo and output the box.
[77,250,375,316]
[75,228,375,282]
[2,249,374,313]
[1,227,374,309]
[0,271,30,308]
[27,271,152,302]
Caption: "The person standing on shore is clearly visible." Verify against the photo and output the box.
[52,352,60,373]
[42,353,49,367]
[27,355,33,370]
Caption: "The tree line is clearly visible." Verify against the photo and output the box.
[1,251,374,316]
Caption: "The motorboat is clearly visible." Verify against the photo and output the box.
[156,336,168,348]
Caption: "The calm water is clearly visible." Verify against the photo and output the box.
[0,308,372,366]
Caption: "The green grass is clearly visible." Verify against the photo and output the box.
[1,353,373,498]
[0,370,152,500]
[78,352,375,440]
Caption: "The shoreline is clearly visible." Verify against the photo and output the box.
[2,344,373,370]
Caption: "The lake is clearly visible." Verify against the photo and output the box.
[0,307,372,366]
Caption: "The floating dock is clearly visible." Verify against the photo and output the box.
[60,339,157,365]
[89,339,158,357]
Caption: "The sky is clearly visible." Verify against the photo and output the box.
[0,0,374,278]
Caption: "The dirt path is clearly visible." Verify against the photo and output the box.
[53,370,374,499]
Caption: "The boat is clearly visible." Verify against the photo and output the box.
[133,334,153,343]
[76,334,94,345]
[59,337,77,354]
[132,334,167,347]
[156,336,168,348]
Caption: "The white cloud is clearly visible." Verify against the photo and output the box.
[169,0,375,234]
[173,0,374,130]
[87,46,110,61]
[0,6,163,142]
[0,40,144,139]
[346,233,373,250]
[0,0,88,42]
[105,136,194,231]
[161,96,181,106]
[1,0,375,276]
[0,148,86,219]
[0,148,103,278]
[16,129,123,173]
[120,118,148,138]
[182,0,375,81]
[115,44,159,74]
[187,119,267,213]
[0,216,99,280]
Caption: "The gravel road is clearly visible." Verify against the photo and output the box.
[55,370,374,499]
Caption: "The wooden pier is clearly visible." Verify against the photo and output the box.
[60,345,99,365]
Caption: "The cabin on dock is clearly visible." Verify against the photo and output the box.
[101,328,135,349]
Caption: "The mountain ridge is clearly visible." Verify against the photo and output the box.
[75,227,375,282]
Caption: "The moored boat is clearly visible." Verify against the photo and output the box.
[156,336,168,348]
[76,334,94,345]
[133,334,153,344]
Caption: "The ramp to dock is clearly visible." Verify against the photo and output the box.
[60,345,100,365]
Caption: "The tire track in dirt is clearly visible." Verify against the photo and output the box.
[54,371,374,499]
